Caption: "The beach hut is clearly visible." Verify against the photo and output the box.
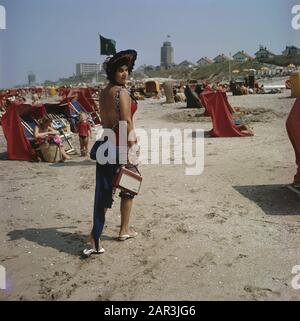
[184,85,202,109]
[163,82,175,104]
[1,103,45,161]
[145,81,160,96]
[290,72,300,98]
[200,90,253,138]
[49,87,57,97]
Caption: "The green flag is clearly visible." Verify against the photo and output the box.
[99,35,116,55]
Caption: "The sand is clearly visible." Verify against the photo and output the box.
[1,91,300,301]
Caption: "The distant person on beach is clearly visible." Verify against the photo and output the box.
[77,112,92,156]
[83,50,140,257]
[32,94,40,104]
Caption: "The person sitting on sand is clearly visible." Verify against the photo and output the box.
[240,84,248,95]
[34,116,71,161]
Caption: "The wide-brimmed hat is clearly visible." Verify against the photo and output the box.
[103,49,137,75]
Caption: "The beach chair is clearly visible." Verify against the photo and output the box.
[20,115,42,159]
[287,184,300,197]
[21,114,74,154]
[69,100,96,126]
[69,100,84,114]
[184,85,202,109]
[51,119,74,154]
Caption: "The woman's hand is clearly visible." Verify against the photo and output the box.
[128,144,140,165]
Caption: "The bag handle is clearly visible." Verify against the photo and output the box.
[133,165,141,176]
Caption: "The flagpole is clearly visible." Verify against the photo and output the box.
[97,33,100,83]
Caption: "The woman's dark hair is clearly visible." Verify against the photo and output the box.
[106,57,131,83]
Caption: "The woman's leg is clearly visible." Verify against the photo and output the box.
[60,146,71,160]
[82,137,88,156]
[119,197,136,237]
[118,164,138,237]
[85,137,89,155]
[79,137,85,156]
[91,208,107,251]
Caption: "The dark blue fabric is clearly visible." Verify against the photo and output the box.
[91,139,119,248]
[72,101,83,113]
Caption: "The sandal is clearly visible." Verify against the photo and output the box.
[82,247,105,257]
[118,232,138,242]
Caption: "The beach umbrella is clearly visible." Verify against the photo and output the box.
[232,69,240,74]
[243,69,249,72]
[261,67,269,71]
[288,64,296,68]
[249,69,256,72]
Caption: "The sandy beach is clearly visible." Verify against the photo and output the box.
[1,91,300,301]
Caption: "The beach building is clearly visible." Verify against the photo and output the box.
[161,41,174,69]
[28,73,36,86]
[254,45,276,60]
[232,50,254,63]
[282,46,300,56]
[197,57,213,66]
[213,54,230,63]
[76,63,101,76]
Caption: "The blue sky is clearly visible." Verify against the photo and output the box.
[0,0,298,88]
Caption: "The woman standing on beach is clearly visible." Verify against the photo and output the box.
[83,50,140,257]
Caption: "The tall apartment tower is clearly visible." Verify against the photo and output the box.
[160,41,174,69]
[28,73,36,86]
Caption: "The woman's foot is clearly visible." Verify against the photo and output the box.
[82,247,105,257]
[63,155,71,160]
[83,234,105,256]
[118,229,138,241]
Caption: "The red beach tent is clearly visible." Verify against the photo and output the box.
[1,103,45,161]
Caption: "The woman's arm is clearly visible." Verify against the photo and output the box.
[34,126,47,139]
[47,126,59,135]
[119,89,136,148]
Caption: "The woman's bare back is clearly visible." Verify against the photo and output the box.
[99,85,122,128]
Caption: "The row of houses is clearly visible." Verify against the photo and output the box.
[196,45,300,66]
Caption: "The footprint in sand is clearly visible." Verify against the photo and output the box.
[243,285,281,300]
[80,183,91,190]
[205,212,216,219]
[189,252,217,269]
